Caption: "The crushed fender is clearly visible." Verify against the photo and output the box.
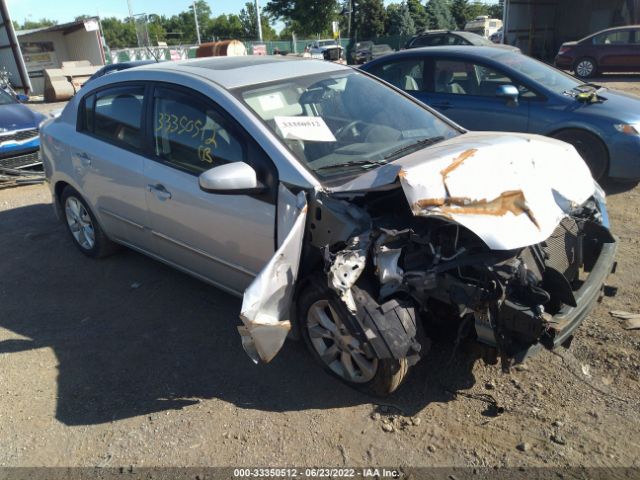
[238,185,307,363]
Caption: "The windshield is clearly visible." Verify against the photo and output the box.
[235,70,459,181]
[0,89,17,106]
[495,52,582,94]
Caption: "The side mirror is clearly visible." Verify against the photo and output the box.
[496,84,519,106]
[199,161,264,194]
[16,94,29,103]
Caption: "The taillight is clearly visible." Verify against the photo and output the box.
[558,46,573,55]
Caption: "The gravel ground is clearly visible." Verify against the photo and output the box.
[0,78,639,472]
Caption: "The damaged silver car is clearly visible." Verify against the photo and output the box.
[41,57,617,396]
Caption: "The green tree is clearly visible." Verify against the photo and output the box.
[386,2,415,36]
[406,0,428,32]
[239,2,277,40]
[353,0,386,39]
[450,0,470,29]
[16,18,57,30]
[101,17,137,49]
[467,1,490,20]
[425,0,456,30]
[488,1,504,19]
[264,0,338,37]
[209,14,244,40]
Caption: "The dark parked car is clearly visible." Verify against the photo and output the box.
[87,60,158,83]
[405,30,519,52]
[360,46,640,180]
[555,25,640,78]
[0,89,46,170]
[352,41,393,64]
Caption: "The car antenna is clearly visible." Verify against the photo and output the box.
[146,46,160,63]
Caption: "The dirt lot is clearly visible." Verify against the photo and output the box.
[1,78,639,473]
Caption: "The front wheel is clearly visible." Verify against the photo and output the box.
[551,129,608,180]
[298,279,410,396]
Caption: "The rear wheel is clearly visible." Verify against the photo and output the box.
[61,186,117,258]
[574,57,597,78]
[552,129,608,180]
[298,279,410,396]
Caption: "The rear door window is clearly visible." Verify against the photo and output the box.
[413,35,442,47]
[81,85,145,151]
[367,59,424,91]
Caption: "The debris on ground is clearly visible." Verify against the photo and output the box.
[0,167,45,189]
[610,311,640,329]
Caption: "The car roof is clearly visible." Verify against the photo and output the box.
[135,56,349,89]
[582,24,640,40]
[371,45,513,59]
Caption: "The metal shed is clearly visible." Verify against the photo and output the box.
[503,0,640,59]
[17,18,105,96]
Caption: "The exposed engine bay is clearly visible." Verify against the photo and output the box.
[313,185,615,370]
[238,135,617,384]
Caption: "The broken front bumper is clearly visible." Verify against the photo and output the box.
[545,240,617,349]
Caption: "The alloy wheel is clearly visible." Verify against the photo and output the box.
[306,299,378,383]
[576,60,594,78]
[65,196,95,250]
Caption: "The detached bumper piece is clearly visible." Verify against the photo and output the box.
[0,150,41,170]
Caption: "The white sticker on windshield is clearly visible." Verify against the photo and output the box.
[257,93,284,112]
[274,116,336,142]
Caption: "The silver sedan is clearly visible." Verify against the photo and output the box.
[41,57,616,396]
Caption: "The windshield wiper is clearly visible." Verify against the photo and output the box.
[383,136,445,160]
[314,159,387,172]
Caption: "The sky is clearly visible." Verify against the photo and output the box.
[6,0,245,25]
[6,0,497,27]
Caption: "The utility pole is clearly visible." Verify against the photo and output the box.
[255,0,263,42]
[192,1,202,45]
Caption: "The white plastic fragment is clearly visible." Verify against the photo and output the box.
[238,186,307,363]
[328,246,367,313]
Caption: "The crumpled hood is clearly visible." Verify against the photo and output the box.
[334,132,597,250]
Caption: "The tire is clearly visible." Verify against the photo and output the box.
[551,129,608,180]
[298,276,410,396]
[574,57,597,79]
[61,186,117,258]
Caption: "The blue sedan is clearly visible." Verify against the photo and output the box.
[0,89,46,170]
[360,46,640,180]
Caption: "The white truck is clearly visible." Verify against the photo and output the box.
[464,16,503,39]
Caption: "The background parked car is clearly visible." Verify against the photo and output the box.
[361,46,640,180]
[352,41,393,64]
[404,30,519,52]
[86,60,158,83]
[490,27,504,44]
[0,89,46,171]
[555,25,640,78]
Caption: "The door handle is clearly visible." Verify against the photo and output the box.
[76,151,91,166]
[147,183,172,201]
[432,101,452,109]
